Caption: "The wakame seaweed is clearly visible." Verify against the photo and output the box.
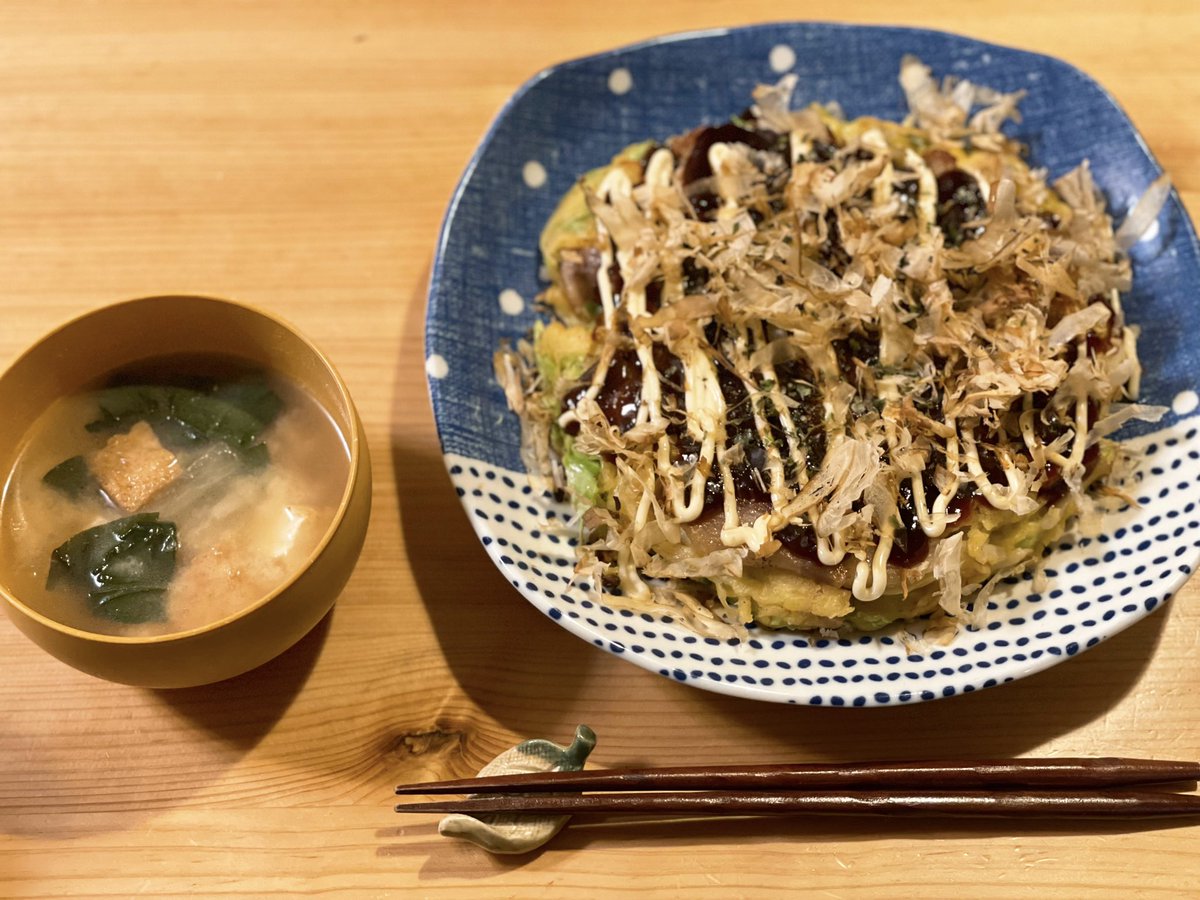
[48,513,178,624]
[210,379,284,427]
[41,455,95,499]
[85,377,282,467]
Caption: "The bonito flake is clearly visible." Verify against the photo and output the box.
[495,57,1168,636]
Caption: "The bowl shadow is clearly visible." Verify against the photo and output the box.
[0,610,329,839]
[154,607,332,745]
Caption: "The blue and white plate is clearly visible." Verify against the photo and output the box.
[425,23,1200,706]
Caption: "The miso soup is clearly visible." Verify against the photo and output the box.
[0,356,350,636]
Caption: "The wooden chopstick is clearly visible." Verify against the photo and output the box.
[394,789,1200,819]
[394,757,1200,796]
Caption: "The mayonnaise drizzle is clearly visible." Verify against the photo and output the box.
[541,86,1145,614]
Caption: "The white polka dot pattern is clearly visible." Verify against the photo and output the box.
[522,160,547,189]
[607,67,633,95]
[445,423,1200,706]
[1173,391,1198,416]
[425,354,449,379]
[769,44,796,73]
[498,289,524,316]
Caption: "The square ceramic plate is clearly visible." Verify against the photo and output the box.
[426,23,1200,706]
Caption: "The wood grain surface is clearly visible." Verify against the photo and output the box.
[2,2,1199,896]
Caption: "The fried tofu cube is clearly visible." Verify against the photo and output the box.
[88,421,181,511]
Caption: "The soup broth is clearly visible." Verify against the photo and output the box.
[0,356,350,636]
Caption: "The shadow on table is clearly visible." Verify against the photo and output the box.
[389,265,1176,821]
[0,610,330,839]
[381,771,1192,877]
[384,609,1176,878]
[682,603,1172,764]
[544,804,1197,852]
[390,267,603,738]
[155,607,332,745]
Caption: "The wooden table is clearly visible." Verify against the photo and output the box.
[2,2,1198,896]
